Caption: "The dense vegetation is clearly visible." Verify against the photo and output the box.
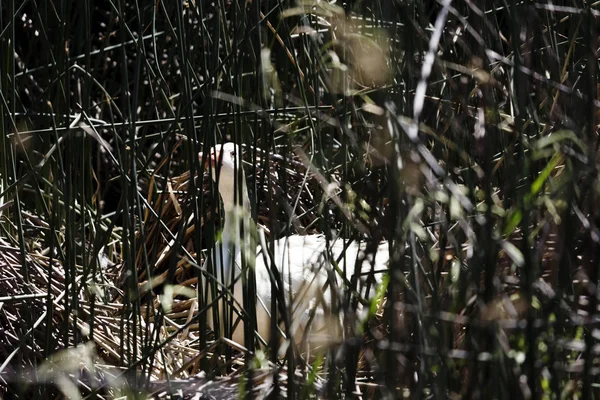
[1,0,599,398]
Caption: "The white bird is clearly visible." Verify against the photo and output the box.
[198,142,388,350]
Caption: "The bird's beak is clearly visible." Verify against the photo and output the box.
[198,151,217,170]
[198,151,207,169]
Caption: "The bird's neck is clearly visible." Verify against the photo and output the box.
[217,168,250,215]
[215,230,238,285]
[215,176,250,282]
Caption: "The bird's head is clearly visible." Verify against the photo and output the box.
[199,142,246,209]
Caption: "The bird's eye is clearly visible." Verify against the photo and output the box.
[230,151,235,158]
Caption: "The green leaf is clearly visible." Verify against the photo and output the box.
[531,152,562,196]
[504,209,522,236]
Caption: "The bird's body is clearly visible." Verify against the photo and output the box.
[200,143,387,347]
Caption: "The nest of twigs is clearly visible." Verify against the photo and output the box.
[0,142,391,398]
[0,211,129,397]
